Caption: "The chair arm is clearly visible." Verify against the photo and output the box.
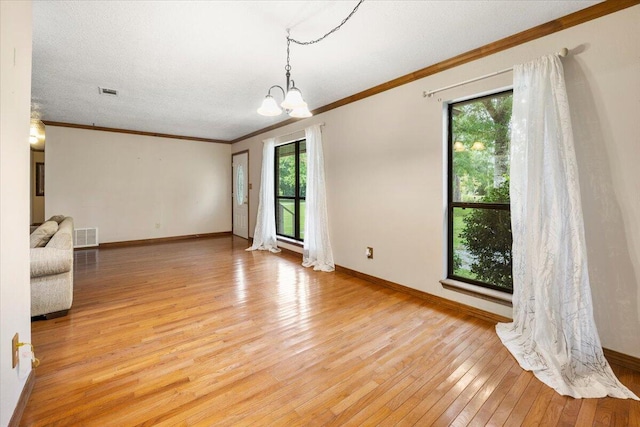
[30,247,72,277]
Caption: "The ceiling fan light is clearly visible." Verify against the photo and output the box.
[288,103,312,118]
[29,118,46,145]
[257,95,282,116]
[281,87,306,110]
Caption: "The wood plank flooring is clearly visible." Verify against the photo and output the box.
[21,236,640,426]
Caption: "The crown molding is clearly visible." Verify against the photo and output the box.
[42,121,231,144]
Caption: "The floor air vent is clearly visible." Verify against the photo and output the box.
[74,228,99,248]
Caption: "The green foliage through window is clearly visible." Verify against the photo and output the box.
[275,140,306,240]
[449,91,513,293]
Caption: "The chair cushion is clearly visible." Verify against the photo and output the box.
[47,215,66,224]
[30,220,59,248]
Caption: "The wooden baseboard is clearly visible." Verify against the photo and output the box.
[91,231,233,249]
[603,348,640,372]
[333,264,640,372]
[334,265,511,324]
[8,370,35,427]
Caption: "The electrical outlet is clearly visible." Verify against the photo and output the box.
[12,333,19,369]
[366,247,373,259]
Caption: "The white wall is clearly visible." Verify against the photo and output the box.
[46,127,232,243]
[0,1,33,425]
[234,7,640,358]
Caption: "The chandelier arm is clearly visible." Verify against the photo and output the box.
[268,85,286,99]
[288,0,365,46]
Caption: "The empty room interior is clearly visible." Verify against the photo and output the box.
[2,0,640,425]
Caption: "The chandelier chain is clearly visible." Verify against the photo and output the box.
[287,0,364,46]
[286,36,291,71]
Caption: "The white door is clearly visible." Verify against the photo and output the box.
[232,151,249,239]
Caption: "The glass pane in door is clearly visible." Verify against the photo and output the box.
[236,165,244,205]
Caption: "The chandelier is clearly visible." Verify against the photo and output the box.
[257,0,365,118]
[257,35,312,118]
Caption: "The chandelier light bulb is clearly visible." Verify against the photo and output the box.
[281,87,306,110]
[257,95,283,116]
[453,141,465,152]
[288,103,313,118]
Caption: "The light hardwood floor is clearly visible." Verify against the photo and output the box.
[22,236,640,426]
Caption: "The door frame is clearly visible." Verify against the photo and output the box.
[232,150,250,240]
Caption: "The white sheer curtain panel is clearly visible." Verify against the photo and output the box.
[496,55,638,399]
[246,138,281,253]
[302,124,335,272]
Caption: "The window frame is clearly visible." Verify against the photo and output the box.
[446,89,513,294]
[274,138,306,242]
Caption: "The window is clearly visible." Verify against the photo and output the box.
[275,139,306,241]
[447,90,513,293]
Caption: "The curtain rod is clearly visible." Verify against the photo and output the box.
[423,48,568,98]
[275,122,326,140]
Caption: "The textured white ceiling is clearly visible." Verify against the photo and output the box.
[31,0,601,142]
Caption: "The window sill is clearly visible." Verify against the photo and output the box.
[440,278,513,307]
[277,236,303,248]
